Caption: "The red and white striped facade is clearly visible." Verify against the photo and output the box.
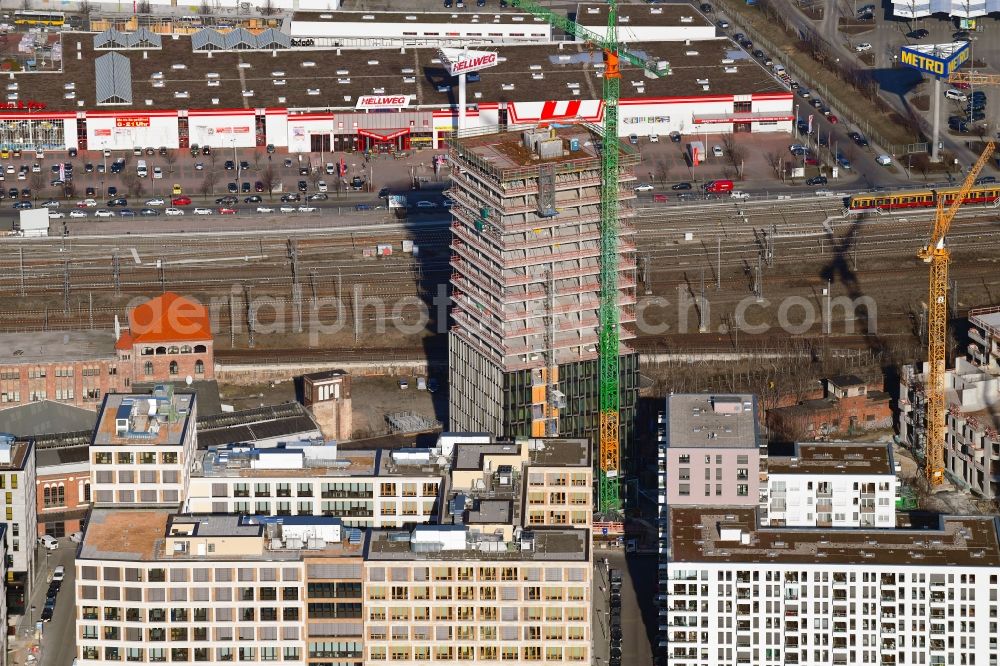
[4,91,792,153]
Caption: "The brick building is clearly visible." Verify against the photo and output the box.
[115,292,215,383]
[34,432,92,537]
[301,370,352,442]
[0,292,214,412]
[766,375,892,442]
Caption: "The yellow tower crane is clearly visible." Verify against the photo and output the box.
[919,140,994,485]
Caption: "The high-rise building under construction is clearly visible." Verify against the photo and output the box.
[447,124,639,457]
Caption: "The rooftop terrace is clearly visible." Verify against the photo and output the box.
[670,507,1000,567]
[92,390,194,447]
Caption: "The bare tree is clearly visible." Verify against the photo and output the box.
[911,153,930,180]
[199,0,212,15]
[137,0,151,13]
[260,0,277,16]
[723,134,748,177]
[308,169,322,190]
[253,148,265,171]
[200,171,219,197]
[260,165,276,199]
[123,173,144,198]
[163,150,178,175]
[764,151,783,178]
[654,158,671,185]
[78,0,93,17]
[29,172,45,201]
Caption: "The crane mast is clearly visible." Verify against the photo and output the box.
[510,0,668,514]
[918,140,994,485]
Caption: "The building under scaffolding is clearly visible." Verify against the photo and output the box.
[446,124,639,465]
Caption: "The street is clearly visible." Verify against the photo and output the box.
[10,539,77,666]
[593,549,658,666]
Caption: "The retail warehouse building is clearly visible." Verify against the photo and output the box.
[3,9,792,153]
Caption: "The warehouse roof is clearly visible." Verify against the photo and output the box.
[576,3,716,28]
[670,507,1000,567]
[0,331,116,364]
[0,401,98,438]
[289,9,550,25]
[24,34,787,112]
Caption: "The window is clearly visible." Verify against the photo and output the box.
[169,361,179,375]
[737,484,749,497]
[678,483,690,496]
[195,360,205,374]
[144,361,154,376]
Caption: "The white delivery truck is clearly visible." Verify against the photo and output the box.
[14,208,49,237]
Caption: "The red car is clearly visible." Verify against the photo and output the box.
[254,181,264,192]
[652,194,668,203]
[953,81,971,90]
[218,207,237,215]
[171,196,192,206]
[827,115,838,124]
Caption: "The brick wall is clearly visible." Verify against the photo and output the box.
[36,471,90,536]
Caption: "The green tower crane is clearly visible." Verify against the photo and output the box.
[509,0,669,514]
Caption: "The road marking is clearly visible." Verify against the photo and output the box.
[130,248,141,264]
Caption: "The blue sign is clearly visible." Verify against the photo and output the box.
[900,42,970,79]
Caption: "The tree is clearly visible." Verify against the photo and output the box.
[765,151,783,179]
[260,0,277,16]
[137,0,151,12]
[200,171,219,197]
[723,134,748,178]
[123,173,144,198]
[911,153,930,180]
[163,150,178,175]
[78,0,92,17]
[308,169,321,190]
[260,165,276,199]
[29,172,45,201]
[199,0,211,15]
[253,148,264,171]
[654,158,671,185]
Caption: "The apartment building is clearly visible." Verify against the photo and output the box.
[76,510,362,665]
[968,306,1000,374]
[362,437,593,665]
[0,436,35,614]
[899,356,1000,498]
[664,506,1000,666]
[76,434,593,666]
[447,125,639,448]
[89,386,197,508]
[185,441,443,528]
[661,394,762,507]
[764,442,899,528]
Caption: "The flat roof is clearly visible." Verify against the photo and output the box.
[366,527,589,561]
[82,509,363,561]
[0,401,97,438]
[0,440,32,471]
[767,442,895,476]
[23,35,786,112]
[576,3,716,28]
[290,9,549,25]
[528,438,590,467]
[193,447,384,478]
[92,391,194,447]
[196,402,320,449]
[670,507,1000,567]
[80,508,170,561]
[827,374,865,388]
[36,443,89,470]
[970,309,1000,337]
[666,394,758,448]
[0,331,116,365]
[456,125,601,169]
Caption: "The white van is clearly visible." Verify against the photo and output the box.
[945,88,968,102]
[39,534,59,550]
[136,159,148,178]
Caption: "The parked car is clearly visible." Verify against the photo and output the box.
[140,208,160,216]
[806,175,828,186]
[633,183,654,192]
[165,207,184,216]
[671,182,692,190]
[908,28,929,38]
[94,209,115,218]
[171,196,192,206]
[52,566,66,582]
[193,207,213,215]
[244,195,262,203]
[855,43,872,52]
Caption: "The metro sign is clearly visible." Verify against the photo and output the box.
[439,48,499,77]
[355,95,412,110]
